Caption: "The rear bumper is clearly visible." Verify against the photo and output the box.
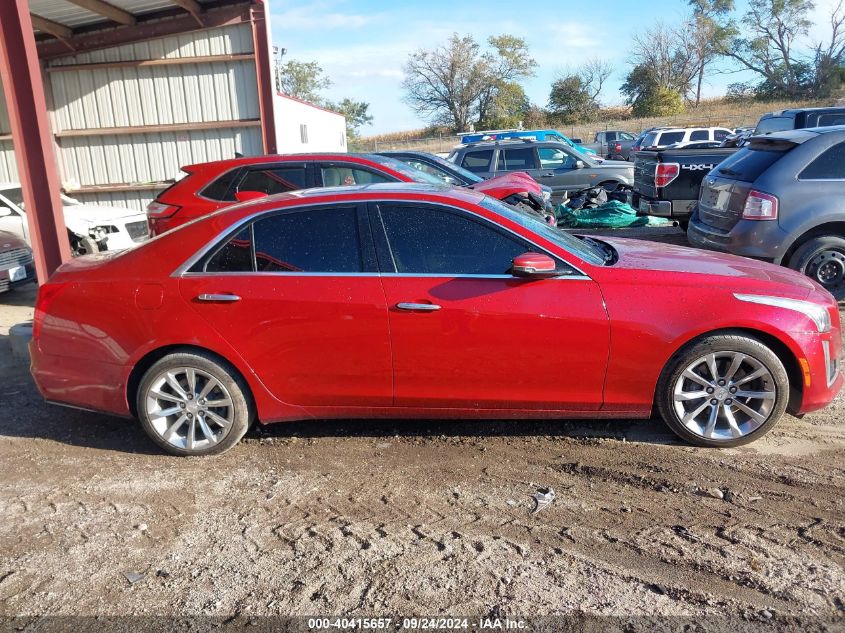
[630,194,696,218]
[687,213,790,262]
[29,342,131,417]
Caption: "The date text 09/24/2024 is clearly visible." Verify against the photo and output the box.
[307,617,527,629]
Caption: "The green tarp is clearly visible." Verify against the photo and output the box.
[556,200,673,229]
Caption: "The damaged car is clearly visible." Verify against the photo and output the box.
[0,184,150,255]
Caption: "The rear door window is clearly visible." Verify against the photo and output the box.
[320,165,392,186]
[715,146,790,182]
[755,116,794,134]
[201,169,243,201]
[690,130,709,141]
[234,166,308,198]
[815,112,845,127]
[799,142,845,179]
[460,150,494,173]
[714,129,732,141]
[657,131,685,146]
[499,148,536,171]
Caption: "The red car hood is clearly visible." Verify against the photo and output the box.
[598,236,818,296]
[467,171,542,199]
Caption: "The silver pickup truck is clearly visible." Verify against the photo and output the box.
[579,130,637,160]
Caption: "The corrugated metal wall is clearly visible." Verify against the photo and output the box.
[43,22,263,211]
[0,93,19,182]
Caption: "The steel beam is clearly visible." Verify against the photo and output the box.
[65,0,136,26]
[250,1,276,154]
[0,0,71,280]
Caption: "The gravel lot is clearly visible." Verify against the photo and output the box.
[1,228,843,631]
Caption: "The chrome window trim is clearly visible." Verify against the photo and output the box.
[178,271,591,281]
[172,198,594,279]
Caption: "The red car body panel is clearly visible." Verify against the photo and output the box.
[149,154,546,236]
[30,186,843,427]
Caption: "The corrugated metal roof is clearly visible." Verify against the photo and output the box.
[28,0,213,30]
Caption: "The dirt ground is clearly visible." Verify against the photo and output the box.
[1,227,843,631]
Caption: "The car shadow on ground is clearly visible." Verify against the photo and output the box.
[0,371,681,455]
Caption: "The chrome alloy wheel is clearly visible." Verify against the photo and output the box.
[144,367,234,450]
[672,352,777,441]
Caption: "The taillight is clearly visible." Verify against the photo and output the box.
[614,142,622,153]
[146,201,180,219]
[655,163,680,188]
[33,282,69,340]
[742,190,778,220]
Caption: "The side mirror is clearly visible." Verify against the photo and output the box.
[512,252,558,278]
[234,190,268,203]
[574,160,585,169]
[571,138,583,144]
[0,207,11,217]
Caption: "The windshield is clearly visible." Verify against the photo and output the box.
[0,187,24,209]
[754,116,793,135]
[396,154,484,185]
[366,154,445,185]
[478,196,606,266]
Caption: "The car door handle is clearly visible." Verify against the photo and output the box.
[540,171,554,177]
[395,302,441,312]
[197,293,241,302]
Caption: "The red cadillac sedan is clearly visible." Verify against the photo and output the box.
[31,184,842,456]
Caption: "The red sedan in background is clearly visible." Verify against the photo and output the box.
[147,153,552,236]
[31,184,841,456]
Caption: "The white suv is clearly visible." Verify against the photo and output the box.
[640,127,734,149]
[0,184,150,255]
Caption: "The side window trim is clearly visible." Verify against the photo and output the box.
[367,201,575,277]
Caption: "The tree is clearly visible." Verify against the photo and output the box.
[325,98,374,139]
[476,35,537,126]
[621,64,685,116]
[277,59,332,103]
[547,58,612,124]
[479,82,530,129]
[713,0,845,98]
[628,22,700,100]
[402,33,536,131]
[688,0,734,105]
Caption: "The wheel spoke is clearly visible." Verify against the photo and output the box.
[150,389,183,404]
[162,414,188,442]
[197,415,217,444]
[734,367,767,386]
[156,406,182,418]
[204,397,233,408]
[682,369,711,388]
[682,401,711,425]
[705,354,720,381]
[205,409,232,429]
[724,406,743,438]
[186,416,196,451]
[197,377,217,400]
[733,400,767,423]
[165,372,189,399]
[723,353,747,382]
[674,391,709,402]
[186,368,197,395]
[735,390,775,400]
[704,405,719,438]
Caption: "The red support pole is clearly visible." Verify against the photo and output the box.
[250,1,277,155]
[0,0,70,282]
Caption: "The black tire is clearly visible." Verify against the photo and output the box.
[677,219,689,231]
[136,350,253,456]
[68,232,99,256]
[788,235,845,290]
[655,334,789,447]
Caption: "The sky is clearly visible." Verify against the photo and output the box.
[268,0,841,135]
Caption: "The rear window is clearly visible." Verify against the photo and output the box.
[814,112,845,127]
[715,146,790,182]
[641,132,658,148]
[755,116,794,135]
[657,131,684,146]
[461,150,494,173]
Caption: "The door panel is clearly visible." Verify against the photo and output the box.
[381,276,609,409]
[179,204,392,407]
[180,275,392,406]
[372,202,609,409]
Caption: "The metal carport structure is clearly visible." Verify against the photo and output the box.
[0,0,276,281]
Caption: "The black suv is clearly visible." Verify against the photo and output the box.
[755,107,845,135]
[688,126,845,290]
